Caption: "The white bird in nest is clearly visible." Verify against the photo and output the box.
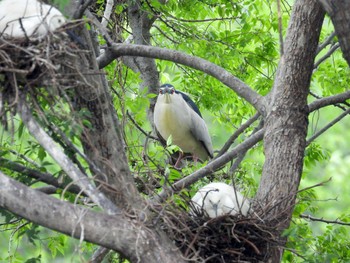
[191,182,251,218]
[0,0,67,38]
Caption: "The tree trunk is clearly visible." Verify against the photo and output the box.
[255,0,325,261]
[68,25,146,214]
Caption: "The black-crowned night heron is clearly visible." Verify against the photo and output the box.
[154,84,213,167]
[191,182,250,218]
[0,0,66,38]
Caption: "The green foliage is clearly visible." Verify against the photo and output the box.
[1,0,350,261]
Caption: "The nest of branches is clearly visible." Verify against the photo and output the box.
[154,197,281,263]
[0,23,91,129]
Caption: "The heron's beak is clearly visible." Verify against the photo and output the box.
[212,203,218,217]
[164,93,172,104]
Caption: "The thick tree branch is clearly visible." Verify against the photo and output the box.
[17,94,120,215]
[98,43,266,113]
[318,0,350,66]
[0,172,185,263]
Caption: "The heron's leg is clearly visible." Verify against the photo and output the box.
[174,151,184,168]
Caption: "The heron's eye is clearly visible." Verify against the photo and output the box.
[170,88,175,94]
[159,88,164,94]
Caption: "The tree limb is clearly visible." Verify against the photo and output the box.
[307,107,350,145]
[318,0,350,66]
[216,113,260,157]
[308,90,350,112]
[0,157,82,195]
[154,129,264,202]
[17,94,120,215]
[98,43,266,113]
[300,214,350,226]
[0,171,185,263]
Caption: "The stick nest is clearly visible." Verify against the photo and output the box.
[153,197,281,263]
[0,24,91,129]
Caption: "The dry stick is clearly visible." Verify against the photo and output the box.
[298,177,332,193]
[17,94,120,215]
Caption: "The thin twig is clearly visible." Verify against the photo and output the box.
[277,0,284,55]
[216,113,260,157]
[307,107,350,145]
[316,32,336,54]
[314,43,340,69]
[297,177,332,193]
[0,157,82,195]
[300,214,350,226]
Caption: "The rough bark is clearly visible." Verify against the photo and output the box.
[68,25,146,214]
[255,0,325,261]
[127,0,160,117]
[318,0,350,66]
[0,171,185,263]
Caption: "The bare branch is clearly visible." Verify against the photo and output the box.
[307,107,350,145]
[318,0,350,66]
[72,0,94,19]
[85,10,113,45]
[316,31,336,54]
[98,43,266,113]
[17,94,120,215]
[300,214,350,226]
[216,113,260,157]
[277,0,284,55]
[101,0,114,28]
[0,157,82,194]
[298,177,332,193]
[309,90,350,112]
[314,43,340,69]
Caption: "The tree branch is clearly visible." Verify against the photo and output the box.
[300,214,350,226]
[98,43,266,113]
[0,171,185,263]
[153,129,264,202]
[318,0,350,66]
[308,90,350,112]
[216,113,260,157]
[0,157,82,194]
[17,94,120,215]
[307,107,350,145]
